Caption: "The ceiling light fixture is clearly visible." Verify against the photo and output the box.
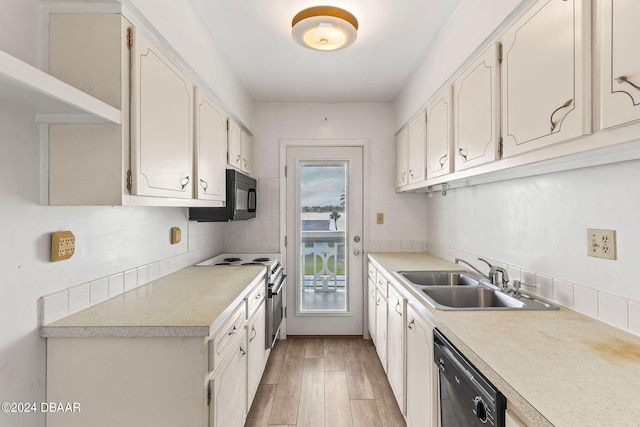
[291,6,359,51]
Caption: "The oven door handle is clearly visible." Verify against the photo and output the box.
[270,274,286,297]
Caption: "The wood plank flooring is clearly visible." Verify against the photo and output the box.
[245,337,406,427]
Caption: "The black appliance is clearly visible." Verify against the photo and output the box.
[434,328,506,427]
[189,169,256,222]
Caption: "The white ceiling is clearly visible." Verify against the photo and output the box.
[188,0,463,103]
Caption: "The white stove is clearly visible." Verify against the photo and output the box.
[197,253,285,349]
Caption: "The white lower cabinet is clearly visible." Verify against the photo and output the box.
[367,275,377,342]
[210,332,248,427]
[387,284,406,414]
[406,304,436,427]
[246,300,268,406]
[375,277,388,372]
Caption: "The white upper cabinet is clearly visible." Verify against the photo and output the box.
[395,127,409,188]
[195,88,227,203]
[408,113,427,184]
[454,43,501,171]
[130,29,194,198]
[241,130,253,175]
[501,0,591,157]
[600,0,640,130]
[227,119,252,175]
[425,87,453,179]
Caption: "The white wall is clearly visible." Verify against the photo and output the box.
[395,0,640,334]
[0,2,239,426]
[228,102,429,254]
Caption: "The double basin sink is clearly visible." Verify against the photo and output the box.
[395,270,558,311]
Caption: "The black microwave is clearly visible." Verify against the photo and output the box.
[189,169,257,222]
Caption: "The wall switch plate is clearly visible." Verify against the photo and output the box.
[587,228,617,260]
[376,212,384,224]
[171,227,182,244]
[51,231,75,261]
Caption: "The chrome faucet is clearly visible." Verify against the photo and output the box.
[455,257,510,291]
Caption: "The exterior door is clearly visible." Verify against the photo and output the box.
[285,145,364,335]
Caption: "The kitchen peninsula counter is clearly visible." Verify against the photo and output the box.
[40,265,266,338]
[369,252,640,427]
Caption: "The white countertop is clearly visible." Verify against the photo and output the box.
[368,252,640,427]
[41,265,266,338]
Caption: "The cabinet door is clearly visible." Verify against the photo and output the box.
[211,337,248,427]
[600,0,640,129]
[375,291,388,372]
[367,276,376,342]
[131,29,194,198]
[407,113,426,184]
[247,301,267,407]
[425,87,453,179]
[227,119,243,171]
[454,43,501,171]
[406,305,435,427]
[501,0,591,157]
[241,130,252,174]
[395,127,409,187]
[195,89,226,202]
[387,285,406,414]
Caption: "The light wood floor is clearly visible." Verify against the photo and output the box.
[245,337,406,427]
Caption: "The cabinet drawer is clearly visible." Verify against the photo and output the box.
[376,271,388,298]
[246,280,266,319]
[209,303,246,372]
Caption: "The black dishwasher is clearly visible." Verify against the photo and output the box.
[434,329,505,427]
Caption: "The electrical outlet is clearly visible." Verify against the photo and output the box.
[376,212,384,224]
[51,231,75,261]
[587,228,617,260]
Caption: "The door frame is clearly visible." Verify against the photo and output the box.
[279,139,371,337]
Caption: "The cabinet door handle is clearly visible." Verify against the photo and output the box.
[199,179,208,192]
[401,171,406,180]
[249,326,257,343]
[376,297,381,306]
[549,99,573,133]
[616,75,640,92]
[180,176,190,190]
[228,325,237,336]
[236,154,241,164]
[395,301,402,316]
[409,169,415,178]
[240,345,247,357]
[408,318,415,330]
[458,148,468,161]
[438,154,448,168]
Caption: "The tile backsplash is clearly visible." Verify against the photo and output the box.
[42,237,640,337]
[425,241,640,337]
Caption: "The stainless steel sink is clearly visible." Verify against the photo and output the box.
[421,286,525,309]
[396,270,485,286]
[395,270,559,311]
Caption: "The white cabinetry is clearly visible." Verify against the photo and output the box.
[405,305,436,427]
[374,272,388,372]
[387,284,406,414]
[48,13,225,207]
[501,0,591,157]
[395,127,409,187]
[210,324,248,427]
[454,43,501,171]
[195,89,227,202]
[367,264,377,341]
[600,0,640,130]
[407,113,427,184]
[425,87,453,179]
[246,283,268,408]
[130,29,193,198]
[227,119,252,175]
